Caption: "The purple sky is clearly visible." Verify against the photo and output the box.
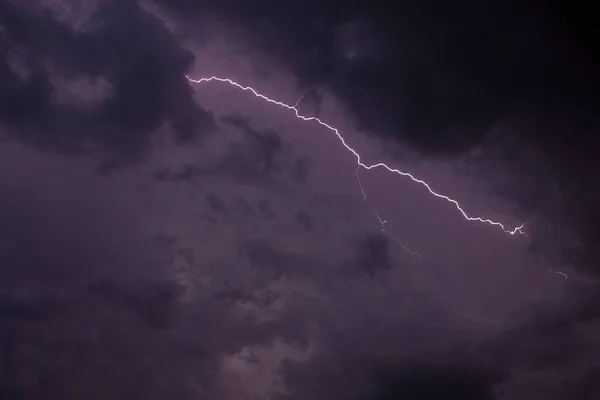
[1,1,600,399]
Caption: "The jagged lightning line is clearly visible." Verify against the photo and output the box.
[186,75,525,236]
[549,270,568,280]
[354,161,422,258]
[372,211,422,259]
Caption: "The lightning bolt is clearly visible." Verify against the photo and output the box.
[20,5,570,281]
[548,270,568,280]
[372,211,422,259]
[356,157,421,258]
[186,74,526,237]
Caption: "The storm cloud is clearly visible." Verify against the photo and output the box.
[1,1,599,399]
[0,0,215,160]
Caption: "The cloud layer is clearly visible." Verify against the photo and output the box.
[1,1,600,399]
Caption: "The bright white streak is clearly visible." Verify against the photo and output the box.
[186,75,525,236]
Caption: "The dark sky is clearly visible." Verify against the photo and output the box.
[1,0,599,399]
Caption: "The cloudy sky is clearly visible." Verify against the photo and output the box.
[1,1,599,399]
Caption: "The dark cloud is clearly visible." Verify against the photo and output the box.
[0,177,196,398]
[159,1,600,397]
[150,115,306,189]
[478,281,600,398]
[243,239,310,279]
[223,120,284,177]
[291,157,311,185]
[229,196,257,217]
[156,0,600,277]
[294,211,313,230]
[355,233,392,277]
[205,192,229,215]
[152,163,202,183]
[277,271,503,400]
[364,363,499,400]
[222,115,284,172]
[256,199,277,219]
[0,148,297,399]
[0,0,215,160]
[2,0,600,399]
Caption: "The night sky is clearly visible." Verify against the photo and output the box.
[1,0,599,399]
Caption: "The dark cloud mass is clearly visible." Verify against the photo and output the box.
[1,0,600,399]
[0,0,215,159]
[170,0,600,275]
[355,233,392,277]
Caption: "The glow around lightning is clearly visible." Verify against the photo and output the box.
[186,75,526,236]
